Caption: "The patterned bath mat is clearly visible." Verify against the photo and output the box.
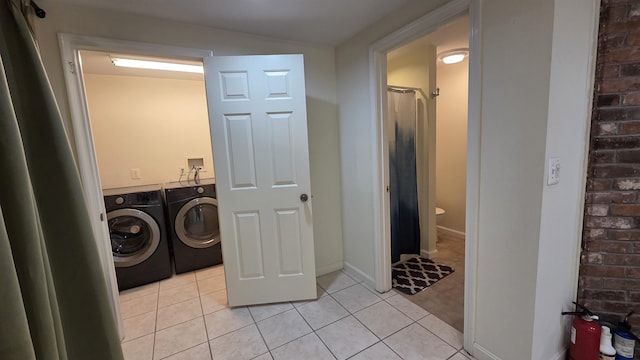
[392,257,455,295]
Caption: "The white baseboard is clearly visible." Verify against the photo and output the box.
[437,225,466,240]
[343,261,375,289]
[420,248,438,259]
[471,343,501,360]
[469,344,566,360]
[551,348,567,360]
[316,261,343,277]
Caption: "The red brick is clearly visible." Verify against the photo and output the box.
[596,107,640,120]
[593,151,617,163]
[627,33,640,46]
[614,178,640,190]
[621,63,640,76]
[581,264,627,278]
[623,91,640,105]
[584,228,608,240]
[629,291,640,302]
[606,253,640,265]
[603,64,621,78]
[618,149,640,162]
[603,48,640,63]
[605,20,640,37]
[580,276,605,289]
[592,164,640,177]
[630,2,640,17]
[627,267,640,278]
[619,120,640,134]
[583,252,605,264]
[585,216,635,229]
[604,278,640,290]
[611,204,640,216]
[600,77,640,92]
[610,229,640,240]
[587,191,637,204]
[593,122,618,136]
[587,204,610,216]
[588,179,613,191]
[609,4,630,22]
[599,94,621,106]
[587,240,635,253]
[582,289,628,301]
[595,301,635,315]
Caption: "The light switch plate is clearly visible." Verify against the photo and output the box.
[548,158,560,185]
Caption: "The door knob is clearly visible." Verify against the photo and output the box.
[300,193,309,202]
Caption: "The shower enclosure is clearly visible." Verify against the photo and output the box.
[388,87,422,263]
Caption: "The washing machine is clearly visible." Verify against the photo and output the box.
[103,184,172,290]
[164,178,223,274]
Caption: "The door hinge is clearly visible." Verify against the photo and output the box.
[68,61,76,74]
[386,185,390,193]
[99,212,105,222]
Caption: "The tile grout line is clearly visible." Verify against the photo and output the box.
[151,280,161,360]
[247,304,277,359]
[291,297,338,359]
[193,271,215,360]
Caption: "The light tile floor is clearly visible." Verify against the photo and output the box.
[119,265,473,360]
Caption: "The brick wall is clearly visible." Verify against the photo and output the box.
[578,0,640,350]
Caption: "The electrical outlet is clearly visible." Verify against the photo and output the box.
[130,168,141,180]
[547,158,560,185]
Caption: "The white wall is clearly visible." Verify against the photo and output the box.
[474,1,555,358]
[435,59,467,234]
[84,74,214,189]
[531,0,599,358]
[35,1,344,275]
[335,0,598,359]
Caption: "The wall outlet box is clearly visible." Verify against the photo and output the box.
[187,157,205,171]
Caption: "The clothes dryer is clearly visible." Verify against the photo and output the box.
[164,179,222,273]
[103,184,172,290]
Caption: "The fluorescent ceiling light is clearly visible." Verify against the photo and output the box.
[438,48,469,65]
[111,57,203,73]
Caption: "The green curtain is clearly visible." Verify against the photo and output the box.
[0,1,124,359]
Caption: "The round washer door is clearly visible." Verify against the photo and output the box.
[107,208,160,268]
[175,197,220,249]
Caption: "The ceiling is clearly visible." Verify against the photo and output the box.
[77,6,468,81]
[388,13,469,63]
[48,0,413,46]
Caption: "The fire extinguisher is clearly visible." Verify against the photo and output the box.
[562,302,602,360]
[614,311,638,360]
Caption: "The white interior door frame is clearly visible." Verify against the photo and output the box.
[57,34,212,337]
[368,0,481,352]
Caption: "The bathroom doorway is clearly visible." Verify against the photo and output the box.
[385,12,469,333]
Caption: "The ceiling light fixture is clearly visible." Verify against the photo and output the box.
[110,57,204,74]
[438,48,469,65]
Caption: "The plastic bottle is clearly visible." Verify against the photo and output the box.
[614,312,637,360]
[600,326,616,360]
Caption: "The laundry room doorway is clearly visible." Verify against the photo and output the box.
[58,35,319,332]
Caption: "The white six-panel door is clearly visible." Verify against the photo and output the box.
[204,54,316,306]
